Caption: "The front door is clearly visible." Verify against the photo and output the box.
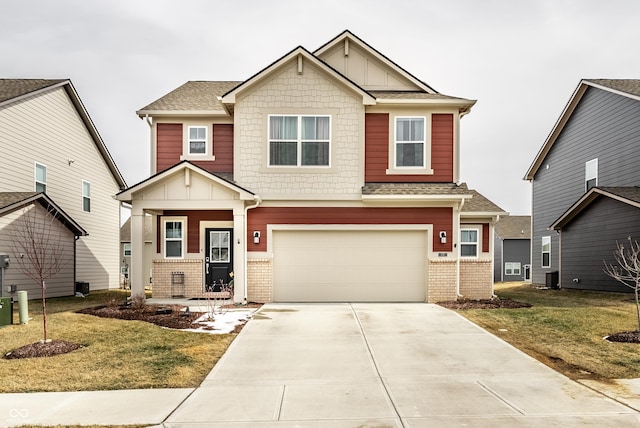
[205,228,233,291]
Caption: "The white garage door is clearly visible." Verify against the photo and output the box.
[273,230,427,302]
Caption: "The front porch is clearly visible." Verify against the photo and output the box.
[151,258,235,300]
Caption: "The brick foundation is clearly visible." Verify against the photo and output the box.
[247,258,273,303]
[151,259,229,299]
[427,259,458,302]
[460,259,493,299]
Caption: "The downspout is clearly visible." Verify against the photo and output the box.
[243,195,262,303]
[456,198,465,298]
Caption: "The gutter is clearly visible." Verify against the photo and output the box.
[243,195,262,303]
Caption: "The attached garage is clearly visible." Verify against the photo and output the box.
[272,229,427,302]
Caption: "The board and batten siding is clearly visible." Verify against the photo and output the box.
[0,86,121,292]
[0,204,75,299]
[532,86,640,285]
[561,196,640,292]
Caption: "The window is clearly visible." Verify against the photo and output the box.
[395,117,425,167]
[269,115,330,166]
[209,231,230,262]
[542,236,551,268]
[188,126,207,155]
[585,158,598,191]
[460,228,479,257]
[82,180,91,212]
[35,162,47,193]
[123,243,132,257]
[505,262,521,276]
[164,220,184,258]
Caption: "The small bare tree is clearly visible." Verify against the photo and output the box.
[603,237,640,332]
[11,205,67,341]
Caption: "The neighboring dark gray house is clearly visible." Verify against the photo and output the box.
[493,215,531,282]
[525,79,640,292]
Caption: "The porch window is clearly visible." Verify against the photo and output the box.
[35,162,47,193]
[188,126,207,155]
[505,262,521,275]
[82,180,91,212]
[269,115,330,166]
[395,117,425,167]
[542,236,551,268]
[164,220,184,258]
[460,228,479,258]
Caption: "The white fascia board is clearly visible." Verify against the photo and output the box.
[136,109,227,118]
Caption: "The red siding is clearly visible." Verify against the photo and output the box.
[161,211,234,254]
[482,223,490,253]
[156,123,183,172]
[192,124,234,173]
[247,207,453,252]
[364,113,454,183]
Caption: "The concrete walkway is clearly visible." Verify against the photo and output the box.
[2,303,640,427]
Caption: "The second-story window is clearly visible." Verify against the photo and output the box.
[82,180,91,212]
[395,117,425,167]
[188,126,207,155]
[269,115,330,167]
[585,158,598,191]
[35,162,47,193]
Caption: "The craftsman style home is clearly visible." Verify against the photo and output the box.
[118,31,505,303]
[525,79,640,292]
[0,79,126,298]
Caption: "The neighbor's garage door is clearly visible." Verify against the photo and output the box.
[272,230,427,302]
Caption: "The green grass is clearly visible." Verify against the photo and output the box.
[0,290,234,393]
[456,282,640,380]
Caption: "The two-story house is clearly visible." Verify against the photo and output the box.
[493,215,531,282]
[0,79,126,298]
[525,79,640,292]
[117,31,505,303]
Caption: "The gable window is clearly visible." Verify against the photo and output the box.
[585,158,598,191]
[505,262,521,276]
[541,236,551,268]
[123,243,132,257]
[164,220,184,258]
[460,228,479,258]
[35,162,47,193]
[269,115,330,167]
[82,180,91,212]
[188,126,207,155]
[395,117,425,167]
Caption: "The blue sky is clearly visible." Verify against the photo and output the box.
[3,0,640,215]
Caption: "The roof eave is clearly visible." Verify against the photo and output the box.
[136,109,228,118]
[362,194,473,202]
[0,193,87,236]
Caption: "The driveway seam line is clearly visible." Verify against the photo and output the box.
[275,384,286,421]
[349,303,405,428]
[476,380,526,415]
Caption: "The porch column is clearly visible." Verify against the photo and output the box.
[130,210,146,299]
[233,212,246,304]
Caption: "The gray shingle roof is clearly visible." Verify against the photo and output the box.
[462,188,505,213]
[495,215,531,239]
[0,79,66,104]
[586,79,640,97]
[137,81,242,113]
[369,91,474,102]
[599,186,640,204]
[120,216,154,242]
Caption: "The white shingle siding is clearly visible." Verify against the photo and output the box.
[234,60,364,196]
[0,87,121,291]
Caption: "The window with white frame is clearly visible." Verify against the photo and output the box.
[123,243,131,257]
[82,180,91,212]
[395,117,425,167]
[35,162,47,193]
[505,262,521,276]
[585,158,598,191]
[188,126,207,155]
[541,236,551,268]
[460,228,479,257]
[269,115,330,166]
[164,220,184,258]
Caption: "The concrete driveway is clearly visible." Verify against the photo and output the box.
[164,303,640,427]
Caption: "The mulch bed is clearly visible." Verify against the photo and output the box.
[605,331,640,343]
[437,298,533,310]
[5,340,83,359]
[78,304,203,329]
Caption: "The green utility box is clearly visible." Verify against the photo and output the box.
[0,297,12,327]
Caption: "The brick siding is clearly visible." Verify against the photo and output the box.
[460,259,493,299]
[247,258,273,303]
[427,259,458,302]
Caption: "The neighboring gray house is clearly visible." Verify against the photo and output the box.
[120,215,153,289]
[0,79,126,298]
[493,215,531,282]
[525,79,640,292]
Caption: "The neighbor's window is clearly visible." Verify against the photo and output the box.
[505,262,521,276]
[123,243,132,257]
[188,126,207,155]
[395,117,425,167]
[541,236,551,268]
[82,180,91,212]
[269,115,330,166]
[460,228,479,257]
[35,162,47,193]
[585,158,598,191]
[164,220,184,258]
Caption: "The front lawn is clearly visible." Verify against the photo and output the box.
[454,282,640,380]
[0,290,233,393]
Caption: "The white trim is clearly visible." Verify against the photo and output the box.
[163,217,187,259]
[585,158,598,191]
[187,125,209,156]
[541,236,551,268]
[267,114,332,168]
[460,226,480,259]
[34,161,47,192]
[82,180,91,212]
[123,243,132,257]
[394,116,426,169]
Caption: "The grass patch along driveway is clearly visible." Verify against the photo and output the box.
[453,282,640,381]
[0,291,234,393]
